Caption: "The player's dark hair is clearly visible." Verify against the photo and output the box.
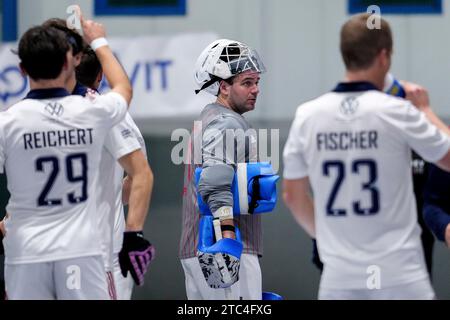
[18,26,71,80]
[340,13,393,71]
[42,18,85,56]
[76,47,102,89]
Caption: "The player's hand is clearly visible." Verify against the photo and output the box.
[80,12,106,44]
[119,231,155,286]
[401,80,431,111]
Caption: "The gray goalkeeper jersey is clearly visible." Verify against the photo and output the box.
[179,103,262,259]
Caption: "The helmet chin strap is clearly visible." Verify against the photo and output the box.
[195,75,221,95]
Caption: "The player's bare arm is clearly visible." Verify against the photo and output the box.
[445,224,450,248]
[118,150,153,231]
[80,14,132,106]
[402,81,450,171]
[283,177,315,238]
[122,175,132,205]
[402,81,450,137]
[0,213,9,236]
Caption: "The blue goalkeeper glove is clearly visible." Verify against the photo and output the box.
[119,231,155,286]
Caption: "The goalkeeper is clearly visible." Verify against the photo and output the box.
[179,39,276,300]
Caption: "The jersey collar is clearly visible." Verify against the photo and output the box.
[72,82,89,96]
[333,81,379,93]
[25,88,70,100]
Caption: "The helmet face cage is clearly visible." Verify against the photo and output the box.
[220,42,266,76]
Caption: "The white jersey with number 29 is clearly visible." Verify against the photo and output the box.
[0,89,127,265]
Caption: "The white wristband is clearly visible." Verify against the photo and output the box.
[213,206,233,221]
[90,37,109,51]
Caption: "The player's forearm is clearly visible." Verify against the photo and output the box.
[198,164,236,239]
[285,195,315,238]
[421,107,450,137]
[95,47,132,105]
[125,168,153,231]
[122,175,132,205]
[0,219,4,236]
[81,13,133,105]
[283,179,316,238]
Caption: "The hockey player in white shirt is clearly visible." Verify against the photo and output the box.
[0,16,133,299]
[74,47,155,300]
[283,13,450,300]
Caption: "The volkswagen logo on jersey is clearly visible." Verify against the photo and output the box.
[45,102,64,117]
[340,96,359,116]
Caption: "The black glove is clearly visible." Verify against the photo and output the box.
[119,231,155,286]
[312,239,323,272]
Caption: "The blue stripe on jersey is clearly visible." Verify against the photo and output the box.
[24,88,70,100]
[333,81,379,93]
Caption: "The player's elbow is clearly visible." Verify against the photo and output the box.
[114,83,133,107]
[122,84,133,107]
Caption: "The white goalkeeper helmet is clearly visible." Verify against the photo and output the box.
[194,39,266,95]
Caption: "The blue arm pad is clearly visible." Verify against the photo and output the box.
[195,162,279,216]
[198,216,243,259]
[262,292,283,300]
[423,204,450,242]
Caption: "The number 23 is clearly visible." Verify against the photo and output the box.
[322,159,379,216]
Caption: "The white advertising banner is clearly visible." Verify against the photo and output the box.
[0,32,218,118]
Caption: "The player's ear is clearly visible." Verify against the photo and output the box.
[219,80,231,96]
[377,49,390,69]
[97,71,103,84]
[62,51,71,71]
[74,52,82,68]
[94,71,103,89]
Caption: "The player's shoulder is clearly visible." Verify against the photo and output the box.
[212,113,247,132]
[294,92,334,118]
[0,98,41,121]
[203,104,248,131]
[364,90,408,107]
[91,91,126,105]
[110,112,141,136]
[365,91,415,119]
